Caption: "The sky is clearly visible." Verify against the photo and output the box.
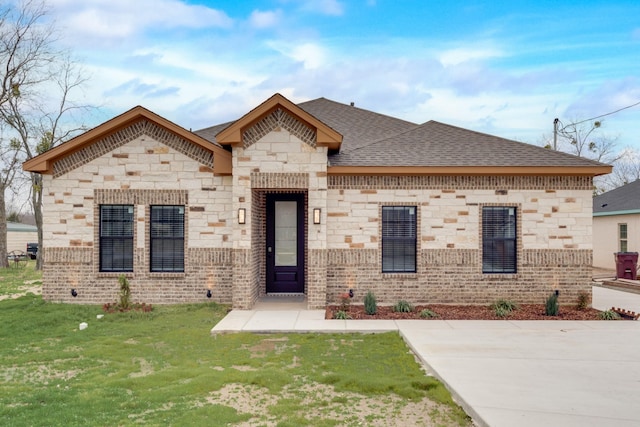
[37,0,640,150]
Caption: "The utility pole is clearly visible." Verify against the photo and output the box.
[553,118,559,150]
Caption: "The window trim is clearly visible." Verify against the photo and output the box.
[381,205,417,273]
[150,205,185,273]
[99,204,134,273]
[481,205,518,274]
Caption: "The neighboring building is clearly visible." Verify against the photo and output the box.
[593,180,640,269]
[23,94,611,308]
[7,221,38,254]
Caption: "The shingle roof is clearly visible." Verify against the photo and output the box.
[193,121,232,147]
[593,180,640,214]
[328,120,608,167]
[297,98,416,152]
[194,96,609,170]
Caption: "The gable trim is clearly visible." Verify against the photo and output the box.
[23,106,232,176]
[215,93,342,150]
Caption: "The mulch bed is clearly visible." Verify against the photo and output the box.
[325,304,604,320]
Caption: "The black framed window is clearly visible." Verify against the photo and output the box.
[382,206,417,273]
[482,206,517,273]
[150,205,185,272]
[100,205,134,272]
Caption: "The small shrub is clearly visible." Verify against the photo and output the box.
[419,309,438,319]
[544,292,559,316]
[102,275,153,313]
[333,310,352,320]
[491,299,518,313]
[393,300,414,313]
[491,299,517,318]
[493,306,510,318]
[364,291,377,315]
[576,291,590,310]
[598,309,621,320]
[118,274,131,310]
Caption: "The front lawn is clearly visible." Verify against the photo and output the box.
[0,268,471,426]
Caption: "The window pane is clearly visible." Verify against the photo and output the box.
[619,224,627,240]
[382,206,416,273]
[100,205,133,272]
[150,206,185,272]
[482,207,517,273]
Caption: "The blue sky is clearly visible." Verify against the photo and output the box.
[44,0,640,150]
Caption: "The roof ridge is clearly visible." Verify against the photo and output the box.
[298,97,417,127]
[334,122,423,155]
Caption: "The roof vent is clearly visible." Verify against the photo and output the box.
[350,102,354,107]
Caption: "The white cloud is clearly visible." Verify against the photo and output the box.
[438,46,504,66]
[50,0,232,44]
[248,9,282,29]
[266,41,327,69]
[299,0,344,16]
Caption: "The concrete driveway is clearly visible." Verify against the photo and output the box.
[399,320,640,427]
[213,286,640,426]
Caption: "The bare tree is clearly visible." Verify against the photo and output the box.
[545,119,622,164]
[1,1,90,269]
[2,56,90,270]
[602,148,640,190]
[0,125,23,267]
[0,1,57,267]
[542,118,624,194]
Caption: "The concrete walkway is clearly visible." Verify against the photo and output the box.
[211,288,640,427]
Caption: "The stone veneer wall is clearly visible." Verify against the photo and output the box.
[325,175,594,306]
[41,120,234,304]
[39,113,597,308]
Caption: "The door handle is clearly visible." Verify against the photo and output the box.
[267,247,272,253]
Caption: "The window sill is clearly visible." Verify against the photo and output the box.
[482,273,518,279]
[149,271,186,278]
[382,272,418,278]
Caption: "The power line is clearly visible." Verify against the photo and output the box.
[552,99,640,150]
[563,100,640,129]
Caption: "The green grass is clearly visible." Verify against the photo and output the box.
[0,261,41,295]
[0,267,471,426]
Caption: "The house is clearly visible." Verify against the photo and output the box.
[593,180,640,269]
[23,93,611,308]
[7,222,37,254]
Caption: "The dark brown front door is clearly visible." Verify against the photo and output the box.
[266,194,305,293]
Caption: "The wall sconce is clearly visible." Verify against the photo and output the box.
[313,208,321,224]
[71,289,78,297]
[238,208,246,224]
[206,289,212,298]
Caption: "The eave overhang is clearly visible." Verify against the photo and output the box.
[327,165,613,176]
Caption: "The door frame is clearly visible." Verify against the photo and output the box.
[265,193,306,294]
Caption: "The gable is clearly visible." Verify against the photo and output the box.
[215,93,342,150]
[243,107,316,149]
[53,119,214,177]
[23,106,232,176]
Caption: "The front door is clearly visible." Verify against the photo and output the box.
[266,194,305,293]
